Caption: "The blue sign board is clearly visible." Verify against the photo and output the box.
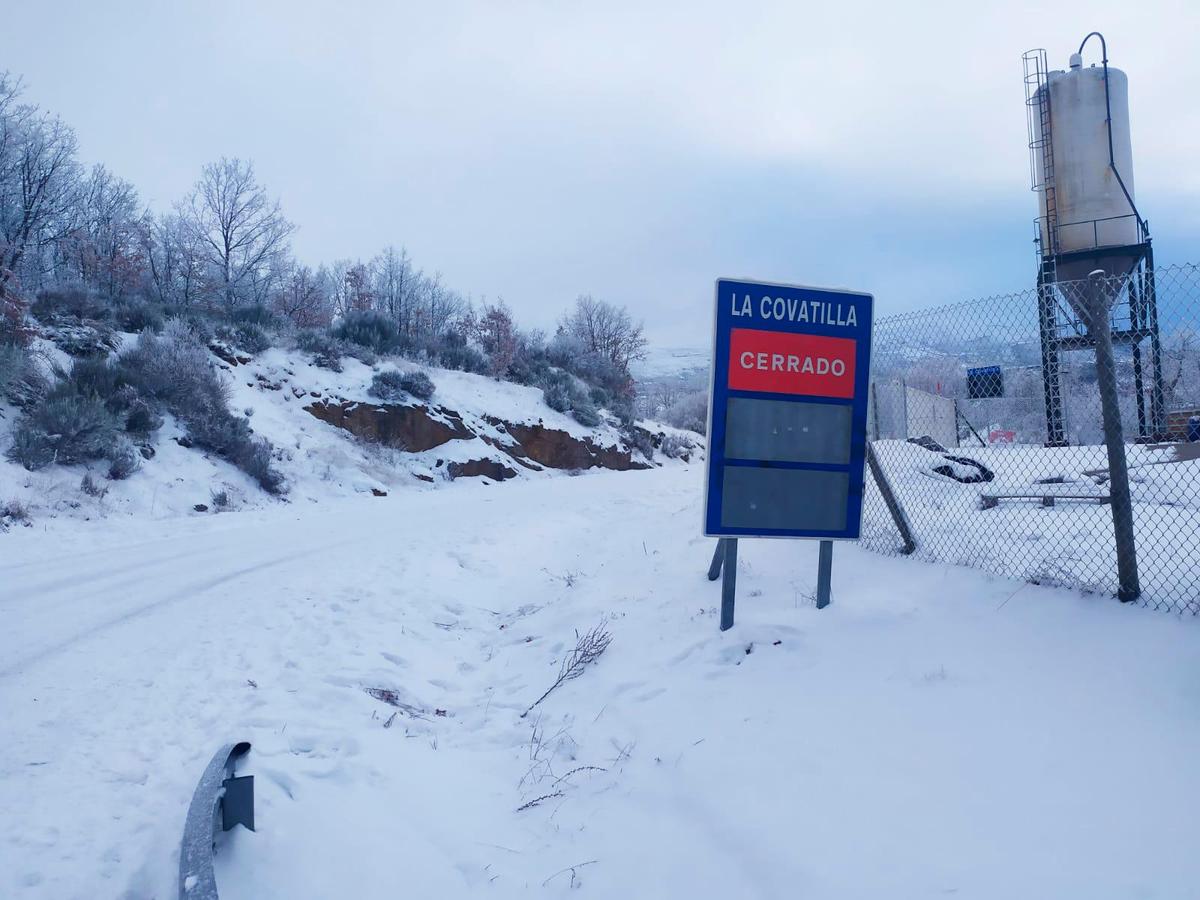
[966,365,1004,399]
[703,278,874,539]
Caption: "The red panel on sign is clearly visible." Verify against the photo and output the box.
[728,328,857,398]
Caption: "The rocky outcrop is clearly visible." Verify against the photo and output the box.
[499,421,648,472]
[306,399,471,452]
[447,459,518,481]
[305,398,651,479]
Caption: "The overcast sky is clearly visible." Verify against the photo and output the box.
[7,0,1199,345]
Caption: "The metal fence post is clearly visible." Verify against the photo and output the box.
[1085,270,1141,602]
[870,381,880,440]
[866,441,917,554]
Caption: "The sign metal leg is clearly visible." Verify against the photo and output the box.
[707,539,726,581]
[816,540,833,609]
[720,538,738,630]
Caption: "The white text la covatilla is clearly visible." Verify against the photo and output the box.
[730,293,858,327]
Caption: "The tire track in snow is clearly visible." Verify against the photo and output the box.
[0,546,338,679]
[0,542,224,602]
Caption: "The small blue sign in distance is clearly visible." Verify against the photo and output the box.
[704,278,874,539]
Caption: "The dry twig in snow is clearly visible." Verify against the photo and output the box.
[521,623,612,718]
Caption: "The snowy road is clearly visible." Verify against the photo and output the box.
[2,466,1198,899]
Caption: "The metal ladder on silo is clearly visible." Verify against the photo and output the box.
[1023,48,1059,269]
[1024,49,1068,444]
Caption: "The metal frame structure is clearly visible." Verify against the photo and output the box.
[1023,39,1167,445]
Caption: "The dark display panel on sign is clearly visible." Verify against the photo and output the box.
[724,397,852,465]
[719,467,850,532]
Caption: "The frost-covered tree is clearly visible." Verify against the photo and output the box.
[0,72,82,301]
[475,300,518,377]
[322,258,375,318]
[183,157,293,308]
[143,212,205,306]
[273,260,332,327]
[60,164,142,299]
[559,294,647,373]
[371,245,418,326]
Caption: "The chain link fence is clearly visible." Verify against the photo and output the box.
[863,262,1200,614]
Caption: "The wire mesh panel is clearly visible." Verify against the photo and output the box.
[863,263,1200,614]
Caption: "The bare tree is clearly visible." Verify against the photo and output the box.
[60,164,142,298]
[273,260,332,327]
[476,299,518,376]
[143,212,205,306]
[322,258,374,317]
[419,272,465,337]
[371,245,417,326]
[560,294,647,372]
[184,157,293,307]
[0,72,81,301]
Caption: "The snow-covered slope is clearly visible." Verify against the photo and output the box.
[2,465,1197,899]
[0,342,698,528]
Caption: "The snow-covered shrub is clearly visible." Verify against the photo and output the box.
[49,322,119,357]
[334,311,399,354]
[230,304,280,328]
[30,286,107,322]
[233,322,271,354]
[570,401,601,427]
[80,473,107,497]
[0,342,40,405]
[65,358,163,438]
[233,437,285,495]
[432,330,489,374]
[0,498,30,524]
[400,370,435,400]
[661,390,708,435]
[120,322,285,494]
[69,354,121,398]
[368,370,406,402]
[122,395,163,436]
[626,427,654,461]
[0,342,22,391]
[540,369,603,425]
[543,378,571,413]
[369,369,435,403]
[106,442,141,480]
[296,329,345,371]
[113,300,164,334]
[660,433,690,459]
[183,404,284,493]
[7,389,120,469]
[165,310,215,345]
[119,320,228,414]
[609,393,635,426]
[506,351,550,387]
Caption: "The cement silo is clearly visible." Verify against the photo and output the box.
[1030,56,1138,257]
[1022,33,1164,445]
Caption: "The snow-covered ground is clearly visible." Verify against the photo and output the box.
[2,463,1197,899]
[865,440,1200,612]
